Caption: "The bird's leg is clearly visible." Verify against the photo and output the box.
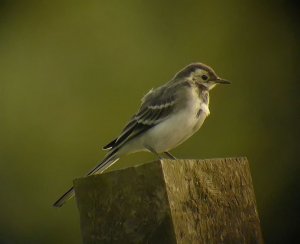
[146,146,163,160]
[164,151,176,160]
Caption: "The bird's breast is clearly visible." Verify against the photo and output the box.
[187,90,210,134]
[140,88,210,152]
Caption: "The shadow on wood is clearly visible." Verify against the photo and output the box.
[74,157,263,244]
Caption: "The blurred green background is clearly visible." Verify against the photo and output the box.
[0,0,299,243]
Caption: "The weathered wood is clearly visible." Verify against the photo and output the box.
[74,157,263,244]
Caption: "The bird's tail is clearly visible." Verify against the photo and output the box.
[53,149,120,208]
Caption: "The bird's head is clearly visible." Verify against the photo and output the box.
[173,63,230,90]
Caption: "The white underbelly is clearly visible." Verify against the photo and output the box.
[140,103,208,153]
[118,88,210,155]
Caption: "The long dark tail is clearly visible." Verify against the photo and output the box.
[53,150,120,208]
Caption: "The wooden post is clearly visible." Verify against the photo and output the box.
[74,157,263,244]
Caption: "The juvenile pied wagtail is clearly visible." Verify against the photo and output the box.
[53,62,230,207]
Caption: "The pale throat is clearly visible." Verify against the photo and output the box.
[195,83,210,116]
[200,90,210,115]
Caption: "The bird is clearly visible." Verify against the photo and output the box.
[53,62,230,208]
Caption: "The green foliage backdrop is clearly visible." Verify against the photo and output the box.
[0,1,298,243]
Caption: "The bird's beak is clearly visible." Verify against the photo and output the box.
[214,77,231,84]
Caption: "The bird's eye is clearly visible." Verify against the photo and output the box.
[201,75,208,81]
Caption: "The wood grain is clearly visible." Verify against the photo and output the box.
[74,157,263,244]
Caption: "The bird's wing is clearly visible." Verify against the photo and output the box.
[103,85,178,151]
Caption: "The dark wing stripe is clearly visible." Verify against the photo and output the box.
[115,121,137,144]
[138,110,163,125]
[103,114,138,150]
[122,118,137,132]
[135,98,175,124]
[102,138,117,150]
[151,106,163,121]
[102,88,177,151]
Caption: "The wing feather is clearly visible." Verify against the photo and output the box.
[102,85,178,151]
